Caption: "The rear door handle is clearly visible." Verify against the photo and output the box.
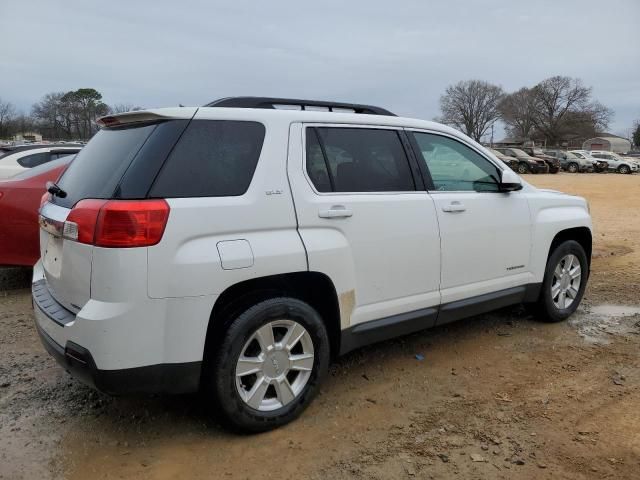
[318,205,353,218]
[442,201,466,213]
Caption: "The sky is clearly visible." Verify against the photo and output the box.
[1,0,638,140]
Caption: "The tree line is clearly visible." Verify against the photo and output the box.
[437,75,637,148]
[0,88,139,141]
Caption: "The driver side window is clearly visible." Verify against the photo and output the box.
[412,132,501,192]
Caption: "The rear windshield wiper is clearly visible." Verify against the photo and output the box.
[46,181,67,199]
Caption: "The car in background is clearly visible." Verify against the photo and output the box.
[493,147,548,174]
[568,150,608,172]
[0,156,74,266]
[588,150,638,174]
[521,147,560,173]
[544,149,592,173]
[0,145,81,179]
[487,147,519,171]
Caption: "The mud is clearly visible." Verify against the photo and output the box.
[1,173,640,479]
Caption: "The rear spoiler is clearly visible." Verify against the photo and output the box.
[96,108,198,128]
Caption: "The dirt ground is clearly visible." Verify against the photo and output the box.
[1,173,639,480]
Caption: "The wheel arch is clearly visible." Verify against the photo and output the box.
[547,226,592,268]
[203,271,342,364]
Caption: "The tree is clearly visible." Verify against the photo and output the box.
[633,120,640,148]
[529,76,612,145]
[498,88,536,140]
[0,98,16,139]
[437,80,504,141]
[109,103,142,114]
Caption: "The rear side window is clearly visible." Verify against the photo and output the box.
[149,121,265,198]
[306,127,414,192]
[54,123,157,208]
[17,152,50,168]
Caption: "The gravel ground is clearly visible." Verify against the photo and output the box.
[1,173,639,480]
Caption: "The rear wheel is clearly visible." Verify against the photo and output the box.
[205,297,330,432]
[618,164,631,174]
[567,162,579,173]
[534,240,588,322]
[517,162,530,174]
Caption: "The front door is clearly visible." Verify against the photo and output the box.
[408,130,533,306]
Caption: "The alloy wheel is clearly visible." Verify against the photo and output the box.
[551,254,582,310]
[235,320,314,411]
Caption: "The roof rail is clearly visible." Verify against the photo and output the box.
[204,96,396,116]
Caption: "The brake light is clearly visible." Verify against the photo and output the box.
[63,199,170,248]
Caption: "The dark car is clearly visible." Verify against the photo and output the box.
[493,147,548,174]
[0,156,74,266]
[521,147,560,173]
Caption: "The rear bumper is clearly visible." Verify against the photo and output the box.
[32,277,202,395]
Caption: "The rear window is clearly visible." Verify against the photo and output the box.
[10,156,73,181]
[17,152,50,168]
[53,123,157,208]
[149,120,265,198]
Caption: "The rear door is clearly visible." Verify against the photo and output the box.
[407,130,533,308]
[288,123,441,327]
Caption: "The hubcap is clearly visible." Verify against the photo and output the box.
[235,320,314,411]
[551,254,582,310]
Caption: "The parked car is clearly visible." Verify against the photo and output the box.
[568,150,608,172]
[544,149,592,173]
[521,147,560,173]
[33,97,592,432]
[487,147,518,171]
[0,156,73,266]
[588,150,638,174]
[493,147,548,174]
[0,145,81,179]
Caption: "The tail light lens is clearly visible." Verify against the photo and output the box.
[63,199,170,248]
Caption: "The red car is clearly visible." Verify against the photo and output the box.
[0,156,73,266]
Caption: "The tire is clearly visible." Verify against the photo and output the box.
[618,164,631,174]
[204,297,330,432]
[534,240,588,323]
[567,162,579,173]
[517,162,530,174]
[549,166,560,174]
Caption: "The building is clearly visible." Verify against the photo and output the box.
[12,132,43,143]
[582,133,631,153]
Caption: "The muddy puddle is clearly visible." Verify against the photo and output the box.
[569,304,640,344]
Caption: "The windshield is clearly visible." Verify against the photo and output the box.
[532,148,545,155]
[510,148,528,157]
[564,151,577,159]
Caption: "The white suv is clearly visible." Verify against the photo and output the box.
[33,97,592,432]
[587,150,638,174]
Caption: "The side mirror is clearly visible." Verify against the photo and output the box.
[499,169,523,192]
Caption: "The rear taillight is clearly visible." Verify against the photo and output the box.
[63,199,170,248]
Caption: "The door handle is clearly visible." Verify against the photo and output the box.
[442,201,466,213]
[318,205,353,219]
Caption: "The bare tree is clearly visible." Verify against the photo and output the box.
[109,103,142,114]
[529,76,609,145]
[498,88,536,140]
[437,80,504,141]
[0,98,16,138]
[633,120,640,148]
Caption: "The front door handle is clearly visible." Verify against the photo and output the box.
[442,201,466,213]
[318,205,353,218]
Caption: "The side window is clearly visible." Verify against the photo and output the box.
[50,152,76,161]
[411,132,501,192]
[150,120,265,198]
[306,127,415,192]
[17,152,51,168]
[305,129,332,192]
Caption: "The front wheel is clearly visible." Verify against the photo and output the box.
[205,297,330,432]
[567,162,579,173]
[618,164,631,174]
[517,162,530,174]
[534,240,588,322]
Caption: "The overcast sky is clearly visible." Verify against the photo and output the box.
[1,0,638,139]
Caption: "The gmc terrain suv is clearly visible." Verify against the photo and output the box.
[33,97,592,432]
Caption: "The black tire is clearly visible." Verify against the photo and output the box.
[618,164,631,174]
[534,240,589,323]
[567,162,579,173]
[204,297,330,433]
[517,162,530,174]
